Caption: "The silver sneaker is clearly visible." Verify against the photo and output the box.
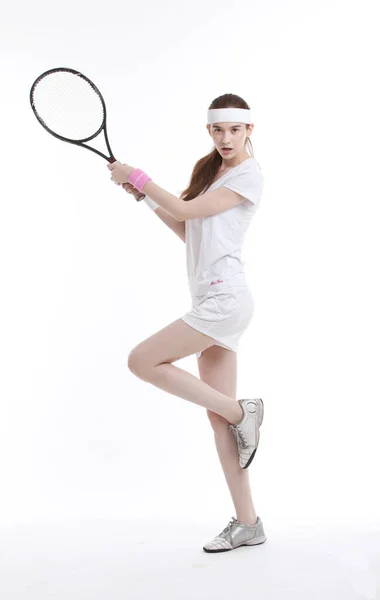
[228,398,264,469]
[203,516,267,553]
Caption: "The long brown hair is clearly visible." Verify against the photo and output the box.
[180,94,254,202]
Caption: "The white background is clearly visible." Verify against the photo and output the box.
[1,0,379,536]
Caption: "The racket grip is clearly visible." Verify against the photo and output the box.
[122,182,146,203]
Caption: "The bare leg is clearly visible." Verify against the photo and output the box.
[198,346,258,525]
[128,360,243,425]
[127,319,258,522]
[212,424,258,525]
[133,350,257,524]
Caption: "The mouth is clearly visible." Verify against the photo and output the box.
[222,148,233,153]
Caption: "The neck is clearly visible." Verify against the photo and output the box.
[220,151,251,170]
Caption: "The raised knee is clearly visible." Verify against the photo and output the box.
[127,348,147,377]
[206,409,230,433]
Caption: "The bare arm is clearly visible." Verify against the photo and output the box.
[154,207,186,242]
[122,183,185,243]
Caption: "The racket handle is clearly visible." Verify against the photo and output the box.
[122,182,146,202]
[135,191,146,201]
[122,184,145,201]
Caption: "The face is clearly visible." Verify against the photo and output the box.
[207,122,254,161]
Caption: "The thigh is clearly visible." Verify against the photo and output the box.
[127,317,222,372]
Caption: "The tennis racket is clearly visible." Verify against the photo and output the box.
[29,67,145,201]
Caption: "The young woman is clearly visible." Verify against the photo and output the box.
[107,94,267,553]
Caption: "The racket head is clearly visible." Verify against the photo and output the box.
[30,67,110,147]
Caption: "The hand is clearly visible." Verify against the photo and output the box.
[107,161,134,185]
[122,182,142,201]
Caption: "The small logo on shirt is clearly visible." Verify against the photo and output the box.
[210,279,224,286]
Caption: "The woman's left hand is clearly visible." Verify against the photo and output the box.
[107,161,134,185]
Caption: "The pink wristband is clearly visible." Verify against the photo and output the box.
[128,168,152,193]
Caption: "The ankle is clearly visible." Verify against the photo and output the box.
[230,404,244,426]
[236,515,258,526]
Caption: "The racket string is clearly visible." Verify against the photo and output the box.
[31,71,105,140]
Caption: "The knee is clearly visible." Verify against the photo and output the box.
[206,409,230,433]
[127,347,149,379]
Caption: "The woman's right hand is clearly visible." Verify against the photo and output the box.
[122,182,145,201]
[122,182,144,201]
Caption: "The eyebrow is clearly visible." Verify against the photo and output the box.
[212,124,242,129]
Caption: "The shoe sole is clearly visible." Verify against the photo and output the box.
[242,398,264,469]
[203,536,267,553]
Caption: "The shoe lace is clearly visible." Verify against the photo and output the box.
[220,516,237,537]
[228,423,248,449]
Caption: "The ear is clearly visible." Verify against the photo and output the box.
[245,123,254,140]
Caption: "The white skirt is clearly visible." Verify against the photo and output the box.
[180,285,255,358]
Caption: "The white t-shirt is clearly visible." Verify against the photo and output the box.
[185,156,263,297]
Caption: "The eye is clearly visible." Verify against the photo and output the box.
[215,128,239,132]
[214,127,239,132]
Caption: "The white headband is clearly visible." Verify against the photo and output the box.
[207,108,251,124]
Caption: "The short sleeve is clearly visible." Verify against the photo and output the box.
[222,163,264,207]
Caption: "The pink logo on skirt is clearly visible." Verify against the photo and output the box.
[210,279,224,286]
